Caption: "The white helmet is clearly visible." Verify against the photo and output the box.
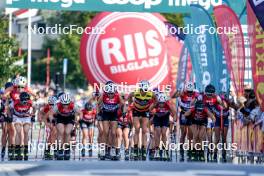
[59,93,71,105]
[185,82,194,92]
[139,80,150,91]
[48,96,57,105]
[158,93,167,103]
[16,76,27,87]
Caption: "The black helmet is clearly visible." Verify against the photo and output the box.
[57,91,65,98]
[205,84,215,95]
[105,81,114,85]
[84,102,93,110]
[20,92,30,103]
[195,100,204,112]
[5,82,13,90]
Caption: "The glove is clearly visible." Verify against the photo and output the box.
[4,116,13,123]
[31,115,36,123]
[0,114,5,123]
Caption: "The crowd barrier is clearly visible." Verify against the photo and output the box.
[232,119,263,156]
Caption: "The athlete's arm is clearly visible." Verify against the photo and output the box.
[3,87,14,99]
[168,103,177,122]
[206,108,215,122]
[184,108,192,117]
[97,95,103,113]
[127,92,134,105]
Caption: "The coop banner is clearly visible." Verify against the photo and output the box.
[5,0,224,13]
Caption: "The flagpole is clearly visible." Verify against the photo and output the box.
[27,9,32,87]
[8,12,12,57]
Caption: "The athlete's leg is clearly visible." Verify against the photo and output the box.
[97,121,103,144]
[82,128,88,146]
[123,128,129,150]
[116,127,123,149]
[64,124,74,144]
[88,125,94,144]
[141,117,149,160]
[214,127,220,160]
[141,117,149,148]
[56,123,65,144]
[14,123,22,160]
[133,117,140,159]
[23,123,30,160]
[154,127,161,148]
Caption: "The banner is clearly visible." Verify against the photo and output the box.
[176,44,189,90]
[215,37,230,93]
[248,0,264,30]
[5,0,223,13]
[247,1,264,111]
[214,5,245,96]
[80,12,181,93]
[184,5,217,92]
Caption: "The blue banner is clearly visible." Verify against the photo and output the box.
[176,44,189,90]
[183,5,217,92]
[215,37,231,94]
[248,0,264,29]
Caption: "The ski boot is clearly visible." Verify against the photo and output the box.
[113,148,121,161]
[8,145,15,161]
[213,152,218,163]
[81,148,85,158]
[64,149,71,160]
[133,147,139,161]
[89,149,93,157]
[15,145,23,161]
[125,149,130,161]
[57,150,64,160]
[149,149,155,161]
[1,147,5,160]
[154,149,160,161]
[222,150,227,163]
[199,150,205,162]
[180,146,184,162]
[24,146,29,161]
[105,147,111,160]
[141,148,147,161]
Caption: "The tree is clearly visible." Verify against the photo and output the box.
[0,16,24,87]
[41,11,97,89]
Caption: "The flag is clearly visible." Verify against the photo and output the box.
[214,5,246,96]
[5,8,38,19]
[184,5,217,92]
[247,1,264,111]
[176,44,189,90]
[248,0,264,29]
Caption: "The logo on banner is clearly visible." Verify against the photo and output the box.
[80,12,169,88]
[169,0,222,10]
[252,0,264,6]
[102,0,162,9]
[6,0,19,5]
[18,0,86,8]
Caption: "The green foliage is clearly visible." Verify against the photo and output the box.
[42,11,97,89]
[0,16,24,87]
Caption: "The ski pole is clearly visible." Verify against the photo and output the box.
[35,123,42,160]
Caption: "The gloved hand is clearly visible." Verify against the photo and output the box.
[31,115,36,123]
[4,115,13,123]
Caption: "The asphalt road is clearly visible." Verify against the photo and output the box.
[1,160,264,176]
